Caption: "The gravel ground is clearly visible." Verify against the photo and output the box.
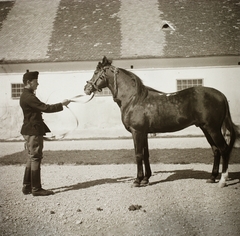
[0,163,240,236]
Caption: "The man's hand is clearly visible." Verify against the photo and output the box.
[62,99,71,107]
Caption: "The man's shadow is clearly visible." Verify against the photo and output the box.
[50,176,133,194]
[51,169,240,194]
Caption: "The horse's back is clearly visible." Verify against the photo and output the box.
[147,86,227,130]
[148,86,226,108]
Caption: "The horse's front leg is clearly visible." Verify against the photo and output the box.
[141,134,151,186]
[132,131,145,187]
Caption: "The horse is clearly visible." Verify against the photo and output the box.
[84,56,239,188]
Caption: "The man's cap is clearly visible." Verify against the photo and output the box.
[23,70,39,83]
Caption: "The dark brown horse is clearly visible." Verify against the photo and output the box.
[84,56,239,187]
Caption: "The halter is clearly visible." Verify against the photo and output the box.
[86,69,105,92]
[86,65,119,98]
[42,93,95,141]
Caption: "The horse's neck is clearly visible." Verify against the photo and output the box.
[107,69,143,107]
[106,67,118,99]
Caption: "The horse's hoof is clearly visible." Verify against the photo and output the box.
[140,180,149,187]
[218,182,227,188]
[132,180,140,187]
[206,179,215,183]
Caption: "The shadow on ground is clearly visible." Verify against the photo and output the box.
[151,169,240,186]
[50,169,240,194]
[50,176,133,194]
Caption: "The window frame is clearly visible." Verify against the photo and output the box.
[11,83,24,99]
[95,87,112,96]
[176,79,203,91]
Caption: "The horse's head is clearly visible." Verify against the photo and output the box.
[84,56,112,95]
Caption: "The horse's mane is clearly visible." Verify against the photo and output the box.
[145,86,166,95]
[120,68,148,100]
[120,68,166,98]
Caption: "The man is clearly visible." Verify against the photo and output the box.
[20,70,71,196]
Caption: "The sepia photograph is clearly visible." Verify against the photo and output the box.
[0,0,240,235]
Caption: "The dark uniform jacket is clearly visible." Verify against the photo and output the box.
[20,88,63,135]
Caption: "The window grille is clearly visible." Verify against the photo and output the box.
[177,79,203,91]
[11,83,24,99]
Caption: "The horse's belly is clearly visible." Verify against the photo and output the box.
[150,122,191,133]
[124,114,193,133]
[148,115,194,133]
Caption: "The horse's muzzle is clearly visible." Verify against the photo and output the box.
[84,89,92,95]
[84,83,93,95]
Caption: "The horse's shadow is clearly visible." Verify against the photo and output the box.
[51,169,240,194]
[150,169,240,186]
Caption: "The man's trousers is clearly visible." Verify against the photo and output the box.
[23,135,44,192]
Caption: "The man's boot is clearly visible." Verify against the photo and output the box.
[31,169,54,196]
[22,167,32,195]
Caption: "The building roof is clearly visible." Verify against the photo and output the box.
[0,0,239,64]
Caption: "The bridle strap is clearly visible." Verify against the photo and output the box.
[86,68,107,92]
[86,80,102,92]
[110,66,119,99]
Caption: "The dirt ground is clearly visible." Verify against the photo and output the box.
[0,163,240,236]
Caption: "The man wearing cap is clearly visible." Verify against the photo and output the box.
[20,70,71,196]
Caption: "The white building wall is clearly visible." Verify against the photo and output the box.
[0,66,239,140]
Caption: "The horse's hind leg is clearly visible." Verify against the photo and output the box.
[141,134,152,186]
[205,127,229,187]
[207,145,221,183]
[201,127,221,183]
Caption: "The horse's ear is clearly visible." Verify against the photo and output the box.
[97,62,102,69]
[102,56,107,64]
[102,56,112,66]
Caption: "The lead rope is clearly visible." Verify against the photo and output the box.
[44,93,95,141]
[69,93,95,103]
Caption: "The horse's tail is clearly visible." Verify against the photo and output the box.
[222,99,240,153]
